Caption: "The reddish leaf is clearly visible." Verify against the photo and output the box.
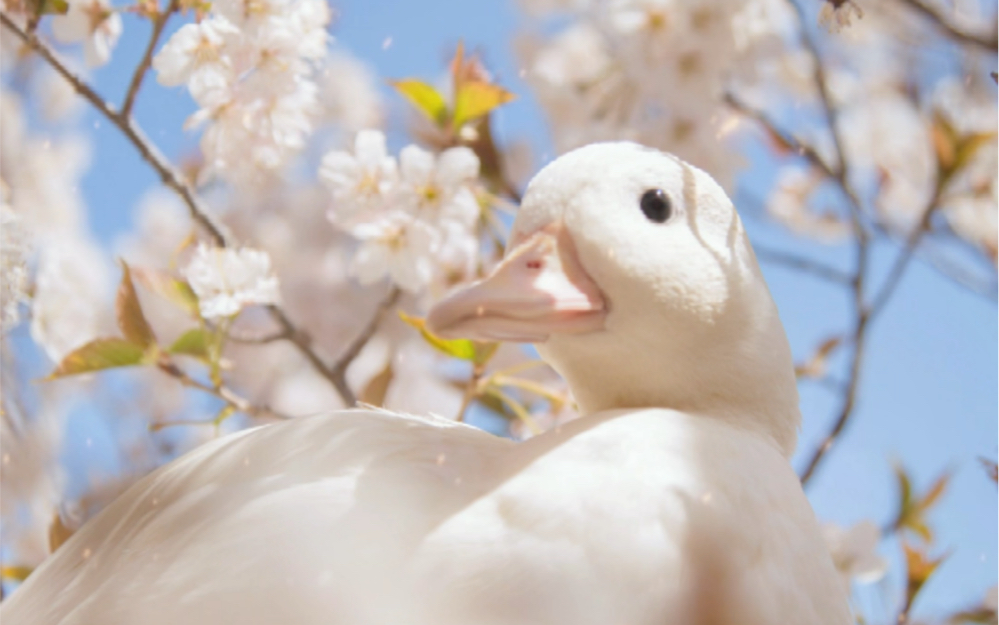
[116,261,157,348]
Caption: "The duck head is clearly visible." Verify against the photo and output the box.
[427,142,800,455]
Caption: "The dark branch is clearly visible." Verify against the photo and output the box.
[1,10,229,247]
[1,11,396,408]
[330,287,401,385]
[121,0,178,118]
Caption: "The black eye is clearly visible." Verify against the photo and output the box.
[640,188,672,223]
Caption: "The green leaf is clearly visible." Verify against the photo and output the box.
[952,131,998,174]
[47,338,146,379]
[389,79,449,126]
[452,81,516,130]
[131,266,200,318]
[398,311,476,360]
[169,328,210,359]
[213,404,236,427]
[116,261,157,348]
[472,341,499,367]
[894,463,914,519]
[903,542,946,610]
[930,112,958,170]
[917,471,951,513]
[478,391,516,421]
[38,0,68,14]
[0,565,34,582]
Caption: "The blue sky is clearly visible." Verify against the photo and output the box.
[25,0,998,617]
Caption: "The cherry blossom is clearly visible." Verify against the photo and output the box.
[318,52,386,132]
[397,144,481,227]
[768,167,850,242]
[1,203,29,333]
[822,520,889,588]
[51,0,122,68]
[320,130,398,224]
[349,213,438,293]
[30,232,111,362]
[152,17,238,97]
[319,131,483,294]
[183,244,281,319]
[153,0,330,183]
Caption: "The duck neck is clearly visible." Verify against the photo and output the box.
[543,316,801,458]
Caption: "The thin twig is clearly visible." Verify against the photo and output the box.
[225,327,291,344]
[1,12,396,408]
[799,238,869,485]
[724,92,837,179]
[484,386,542,436]
[724,91,866,223]
[1,10,229,247]
[895,0,998,51]
[801,189,953,483]
[120,0,178,118]
[779,0,877,486]
[329,287,402,378]
[157,359,290,420]
[784,0,872,229]
[753,243,852,284]
[867,203,940,319]
[266,288,400,407]
[786,2,846,171]
[919,245,998,302]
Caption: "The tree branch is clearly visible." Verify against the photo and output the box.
[783,0,871,227]
[120,0,178,118]
[753,243,852,285]
[799,237,870,485]
[1,11,396,408]
[226,327,291,344]
[1,10,229,247]
[867,203,941,319]
[157,359,290,420]
[895,0,998,51]
[919,244,999,302]
[330,286,401,379]
[723,91,866,222]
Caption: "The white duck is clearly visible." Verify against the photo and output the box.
[2,142,852,625]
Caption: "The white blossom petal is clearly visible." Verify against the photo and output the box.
[436,146,480,190]
[399,145,436,186]
[183,244,281,319]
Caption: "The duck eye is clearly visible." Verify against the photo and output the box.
[640,188,672,223]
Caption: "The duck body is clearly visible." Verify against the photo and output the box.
[3,142,854,623]
[4,407,849,625]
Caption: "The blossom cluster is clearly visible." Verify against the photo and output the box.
[0,92,111,362]
[319,130,483,294]
[153,0,331,183]
[0,203,28,332]
[519,0,757,187]
[55,0,122,67]
[184,243,281,319]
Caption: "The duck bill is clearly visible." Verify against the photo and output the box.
[426,223,607,343]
